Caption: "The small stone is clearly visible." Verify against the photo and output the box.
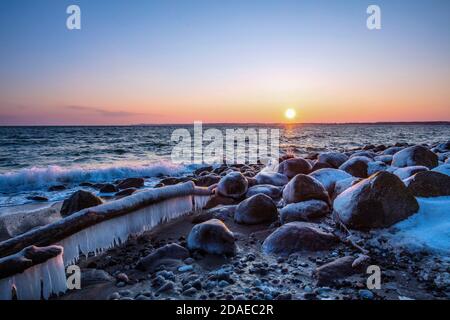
[359,289,374,300]
[178,265,194,273]
[108,292,120,300]
[219,280,230,287]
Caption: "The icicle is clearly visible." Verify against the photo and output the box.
[0,254,66,300]
[59,195,193,265]
[193,195,211,211]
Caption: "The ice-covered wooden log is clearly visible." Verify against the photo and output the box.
[0,182,212,265]
[0,245,66,300]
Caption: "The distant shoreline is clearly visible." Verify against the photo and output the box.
[0,121,449,127]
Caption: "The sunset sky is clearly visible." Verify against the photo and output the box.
[0,0,449,125]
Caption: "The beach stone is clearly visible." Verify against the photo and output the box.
[433,141,450,153]
[115,188,137,197]
[359,289,374,300]
[60,190,103,217]
[194,166,213,175]
[393,166,429,180]
[117,177,145,189]
[283,174,329,204]
[48,185,66,192]
[246,184,282,199]
[404,171,450,197]
[187,219,236,255]
[204,193,239,210]
[339,156,371,178]
[391,145,438,169]
[309,168,352,197]
[317,152,349,168]
[262,222,338,255]
[136,243,189,271]
[374,155,393,164]
[217,172,248,199]
[255,172,289,186]
[432,164,450,176]
[310,161,333,172]
[280,200,330,224]
[334,171,419,230]
[195,174,221,187]
[367,161,389,176]
[81,268,114,287]
[350,151,376,159]
[333,177,362,199]
[26,196,48,202]
[99,184,118,193]
[234,194,278,225]
[383,146,403,155]
[278,158,312,179]
[314,256,368,286]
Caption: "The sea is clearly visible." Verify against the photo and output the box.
[0,123,449,207]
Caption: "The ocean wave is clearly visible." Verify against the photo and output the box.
[0,162,190,193]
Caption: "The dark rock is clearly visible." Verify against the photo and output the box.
[136,243,189,271]
[81,268,114,287]
[217,172,248,199]
[262,222,338,255]
[311,161,333,172]
[334,171,419,230]
[99,184,118,193]
[204,193,239,210]
[382,146,403,155]
[194,166,213,175]
[317,152,349,168]
[278,158,312,179]
[374,155,393,165]
[391,145,438,169]
[79,182,94,187]
[283,174,329,204]
[60,190,103,217]
[26,196,48,202]
[234,194,278,225]
[254,172,289,186]
[246,184,282,199]
[433,141,450,153]
[280,200,330,224]
[339,156,371,178]
[393,166,429,180]
[314,255,369,286]
[115,188,137,197]
[117,177,145,189]
[48,185,66,192]
[187,219,236,255]
[195,174,221,187]
[350,151,376,159]
[404,171,450,197]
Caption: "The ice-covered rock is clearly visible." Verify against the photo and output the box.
[246,184,282,199]
[234,194,278,225]
[317,152,349,168]
[367,161,389,176]
[383,146,403,155]
[374,155,393,164]
[282,174,329,204]
[187,219,236,255]
[279,200,330,224]
[432,141,450,153]
[254,172,288,186]
[309,168,352,197]
[432,164,450,176]
[333,177,362,199]
[339,156,371,178]
[216,172,248,199]
[194,174,221,187]
[334,171,419,230]
[350,151,376,159]
[262,222,338,255]
[277,157,312,179]
[393,166,429,180]
[60,190,103,217]
[391,145,438,169]
[404,171,450,197]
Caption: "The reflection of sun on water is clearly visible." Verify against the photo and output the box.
[284,108,296,120]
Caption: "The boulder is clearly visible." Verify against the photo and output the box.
[117,177,145,189]
[311,161,333,172]
[99,184,118,193]
[314,255,370,286]
[262,222,338,255]
[391,145,438,169]
[136,243,190,271]
[433,141,450,153]
[382,146,403,155]
[246,184,282,199]
[187,219,236,255]
[339,156,371,178]
[393,166,428,180]
[374,155,393,165]
[81,269,114,287]
[309,168,352,197]
[432,164,450,176]
[333,177,362,199]
[115,188,137,197]
[255,172,289,186]
[60,190,103,217]
[280,200,330,224]
[334,171,419,230]
[234,194,278,225]
[350,151,376,159]
[216,172,248,199]
[367,161,389,176]
[277,158,312,179]
[203,193,239,210]
[195,174,221,187]
[404,171,450,197]
[317,152,349,168]
[193,205,237,223]
[282,174,330,205]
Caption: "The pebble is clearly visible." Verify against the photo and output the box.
[183,287,198,296]
[359,289,374,300]
[116,282,126,288]
[156,281,175,294]
[219,280,230,287]
[178,265,194,273]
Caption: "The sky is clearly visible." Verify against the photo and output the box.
[0,0,449,125]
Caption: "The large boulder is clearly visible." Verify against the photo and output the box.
[280,200,330,224]
[339,156,371,178]
[262,222,338,255]
[333,177,362,199]
[367,161,389,176]
[234,194,278,225]
[277,158,312,179]
[383,146,403,155]
[60,190,103,217]
[255,172,288,186]
[187,219,236,255]
[216,172,248,199]
[391,145,438,169]
[282,174,329,205]
[136,243,189,271]
[317,152,349,168]
[311,161,333,172]
[334,171,419,230]
[246,184,282,200]
[117,177,145,189]
[404,171,450,197]
[309,168,352,197]
[393,166,428,180]
[432,164,450,176]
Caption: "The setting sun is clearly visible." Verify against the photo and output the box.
[285,108,296,120]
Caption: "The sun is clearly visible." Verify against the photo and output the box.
[284,108,296,120]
